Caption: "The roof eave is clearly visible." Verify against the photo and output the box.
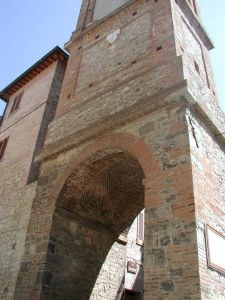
[0,46,69,102]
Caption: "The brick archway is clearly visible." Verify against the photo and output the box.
[44,133,160,299]
[14,133,161,300]
[49,133,160,208]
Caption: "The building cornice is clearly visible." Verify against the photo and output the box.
[0,46,69,102]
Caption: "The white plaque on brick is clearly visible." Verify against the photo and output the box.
[93,0,130,20]
[206,225,225,274]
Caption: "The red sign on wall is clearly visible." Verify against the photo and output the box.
[127,261,138,274]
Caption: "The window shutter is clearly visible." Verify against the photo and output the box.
[10,91,24,114]
[15,91,24,111]
[0,138,8,161]
[10,95,18,114]
[137,211,144,244]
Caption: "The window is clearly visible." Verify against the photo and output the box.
[206,225,225,274]
[0,101,7,126]
[137,211,144,245]
[0,137,8,161]
[93,0,129,21]
[10,91,24,114]
[194,61,200,75]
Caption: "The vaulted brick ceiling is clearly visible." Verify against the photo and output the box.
[56,149,145,236]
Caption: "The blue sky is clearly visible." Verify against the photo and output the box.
[0,1,224,114]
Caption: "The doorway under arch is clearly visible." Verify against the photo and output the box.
[45,148,145,299]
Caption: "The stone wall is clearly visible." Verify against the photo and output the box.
[14,98,204,299]
[46,211,127,300]
[56,0,178,118]
[188,110,225,299]
[172,5,225,298]
[172,0,219,113]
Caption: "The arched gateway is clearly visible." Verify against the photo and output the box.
[41,134,156,299]
[11,0,224,299]
[14,133,161,299]
[13,125,203,300]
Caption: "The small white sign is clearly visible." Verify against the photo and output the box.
[206,225,225,274]
[107,29,121,45]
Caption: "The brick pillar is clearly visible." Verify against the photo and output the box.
[55,43,83,117]
[85,0,96,26]
[75,0,90,32]
[74,0,96,33]
[143,166,201,299]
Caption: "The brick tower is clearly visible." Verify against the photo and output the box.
[1,0,224,299]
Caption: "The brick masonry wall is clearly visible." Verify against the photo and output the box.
[172,0,220,115]
[188,109,225,299]
[1,63,56,130]
[172,8,225,298]
[0,61,64,299]
[14,100,204,299]
[56,0,179,118]
[46,211,127,300]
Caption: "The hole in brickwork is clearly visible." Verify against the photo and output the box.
[43,271,53,286]
[194,60,200,74]
[192,0,198,15]
[156,45,162,51]
[48,242,55,254]
[132,11,137,16]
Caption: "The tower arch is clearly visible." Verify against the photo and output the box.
[48,132,158,207]
[14,133,161,300]
[42,133,158,299]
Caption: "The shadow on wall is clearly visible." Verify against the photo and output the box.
[41,149,145,300]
